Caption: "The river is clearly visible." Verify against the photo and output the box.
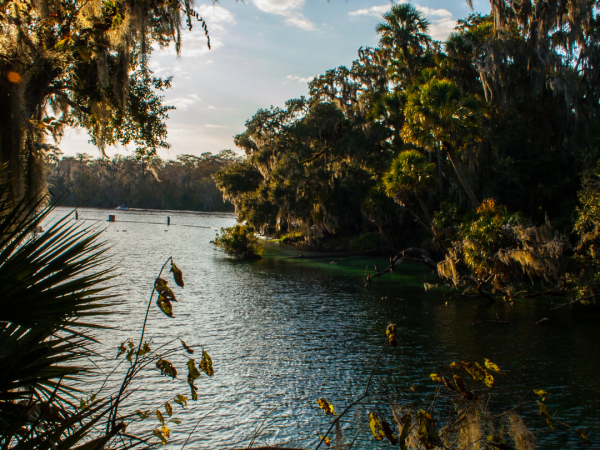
[46,207,600,449]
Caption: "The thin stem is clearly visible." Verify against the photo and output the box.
[107,256,172,431]
[315,339,388,450]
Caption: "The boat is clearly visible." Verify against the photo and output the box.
[116,205,129,210]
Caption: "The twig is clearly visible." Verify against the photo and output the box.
[315,339,388,450]
[248,406,280,448]
[180,405,222,450]
[472,313,509,325]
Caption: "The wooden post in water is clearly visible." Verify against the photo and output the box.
[167,216,170,226]
[75,211,78,220]
[108,215,115,222]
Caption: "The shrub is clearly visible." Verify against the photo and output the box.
[212,224,263,259]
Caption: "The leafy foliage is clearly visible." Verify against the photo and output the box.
[212,224,263,260]
[0,0,211,199]
[214,1,600,305]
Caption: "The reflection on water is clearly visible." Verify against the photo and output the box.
[45,207,600,449]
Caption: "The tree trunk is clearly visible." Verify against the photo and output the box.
[441,141,480,210]
[401,45,415,85]
[436,144,443,198]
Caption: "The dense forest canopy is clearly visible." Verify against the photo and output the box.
[48,150,237,211]
[215,0,600,301]
[0,0,212,201]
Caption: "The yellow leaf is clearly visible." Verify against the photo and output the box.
[534,389,550,401]
[165,402,173,417]
[316,398,335,416]
[386,323,397,348]
[174,394,188,408]
[200,350,214,377]
[153,428,167,445]
[430,373,443,383]
[156,410,164,425]
[576,429,590,442]
[319,436,331,446]
[368,412,385,441]
[484,358,505,374]
[161,426,170,438]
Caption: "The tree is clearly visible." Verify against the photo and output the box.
[0,0,210,200]
[383,149,443,248]
[402,78,481,209]
[376,4,431,86]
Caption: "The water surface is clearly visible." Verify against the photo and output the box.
[46,207,600,449]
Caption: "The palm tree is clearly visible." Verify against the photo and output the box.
[384,150,445,250]
[376,4,432,86]
[402,78,482,209]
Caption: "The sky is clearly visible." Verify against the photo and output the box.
[58,0,491,160]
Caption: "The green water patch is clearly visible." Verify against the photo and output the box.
[260,242,436,286]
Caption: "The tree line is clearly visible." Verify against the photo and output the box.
[48,150,238,211]
[214,2,600,301]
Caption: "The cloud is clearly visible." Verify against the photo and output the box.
[348,1,456,41]
[348,5,396,17]
[286,74,314,83]
[159,4,236,57]
[252,0,316,30]
[170,94,201,110]
[204,124,229,128]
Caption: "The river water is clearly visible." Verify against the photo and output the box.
[46,207,600,449]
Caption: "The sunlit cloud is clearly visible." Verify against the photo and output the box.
[286,74,314,83]
[164,4,236,57]
[348,2,456,41]
[171,94,201,110]
[252,0,316,30]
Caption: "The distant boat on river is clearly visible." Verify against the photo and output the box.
[116,205,129,210]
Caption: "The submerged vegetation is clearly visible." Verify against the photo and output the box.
[215,1,600,304]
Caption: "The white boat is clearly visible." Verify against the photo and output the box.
[116,205,129,210]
